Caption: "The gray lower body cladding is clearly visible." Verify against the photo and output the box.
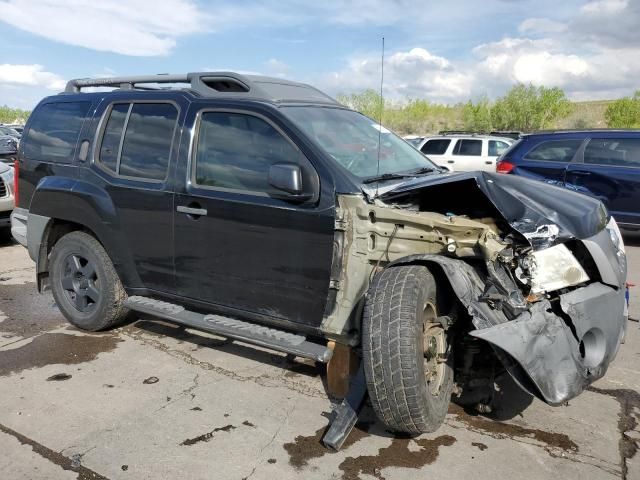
[470,283,625,405]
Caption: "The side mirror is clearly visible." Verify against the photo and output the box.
[268,163,312,202]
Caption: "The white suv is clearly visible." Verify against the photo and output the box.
[0,162,14,237]
[416,134,513,172]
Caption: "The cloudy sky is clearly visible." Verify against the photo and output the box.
[0,0,638,109]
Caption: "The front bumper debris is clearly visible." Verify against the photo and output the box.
[470,282,625,404]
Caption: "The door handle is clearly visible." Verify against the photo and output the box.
[447,160,455,164]
[485,160,493,165]
[177,205,208,216]
[571,171,592,176]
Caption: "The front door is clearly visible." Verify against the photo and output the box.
[173,107,335,329]
[515,137,584,185]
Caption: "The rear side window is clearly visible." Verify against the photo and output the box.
[453,139,482,156]
[97,102,178,180]
[421,139,450,155]
[584,138,640,168]
[524,139,582,162]
[194,111,309,195]
[23,102,91,163]
[488,140,510,157]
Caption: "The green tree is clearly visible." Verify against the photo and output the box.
[462,96,492,132]
[0,105,30,124]
[604,91,640,128]
[336,89,384,121]
[491,84,573,131]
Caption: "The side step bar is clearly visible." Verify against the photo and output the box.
[124,296,333,363]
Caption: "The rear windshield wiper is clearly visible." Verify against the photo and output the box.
[362,167,435,184]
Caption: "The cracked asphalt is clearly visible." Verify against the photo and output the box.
[0,233,639,480]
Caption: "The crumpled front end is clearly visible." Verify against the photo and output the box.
[471,283,625,404]
[374,172,628,405]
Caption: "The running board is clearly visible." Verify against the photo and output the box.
[124,296,333,363]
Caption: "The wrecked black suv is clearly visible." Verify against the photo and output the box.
[11,73,627,446]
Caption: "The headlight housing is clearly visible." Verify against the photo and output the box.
[526,244,590,294]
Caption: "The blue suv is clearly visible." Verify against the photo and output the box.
[496,130,640,229]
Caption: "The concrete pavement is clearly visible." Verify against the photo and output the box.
[0,233,639,480]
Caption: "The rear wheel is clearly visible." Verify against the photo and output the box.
[50,231,129,331]
[363,265,453,434]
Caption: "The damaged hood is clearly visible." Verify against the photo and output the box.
[379,171,609,249]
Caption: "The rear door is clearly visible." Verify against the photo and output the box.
[512,137,584,185]
[173,105,335,329]
[565,136,640,226]
[449,138,483,171]
[86,97,183,292]
[419,138,452,168]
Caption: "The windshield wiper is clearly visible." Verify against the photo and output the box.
[362,173,413,184]
[407,166,435,175]
[363,167,436,184]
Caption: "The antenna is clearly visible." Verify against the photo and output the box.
[375,36,385,198]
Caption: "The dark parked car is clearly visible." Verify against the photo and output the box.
[0,134,18,164]
[10,73,627,446]
[496,130,640,230]
[0,125,21,139]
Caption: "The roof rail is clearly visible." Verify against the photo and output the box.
[64,71,339,105]
[439,130,480,136]
[529,128,640,134]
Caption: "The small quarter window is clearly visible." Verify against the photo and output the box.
[23,102,91,163]
[99,103,129,173]
[488,140,510,157]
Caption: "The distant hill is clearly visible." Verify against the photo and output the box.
[556,100,613,129]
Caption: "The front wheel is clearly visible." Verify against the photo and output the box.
[362,265,453,434]
[50,231,130,331]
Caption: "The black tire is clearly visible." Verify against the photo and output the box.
[50,231,129,331]
[363,264,453,434]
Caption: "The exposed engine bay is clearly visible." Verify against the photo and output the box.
[321,171,627,406]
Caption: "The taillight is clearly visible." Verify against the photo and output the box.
[496,160,514,174]
[13,159,19,206]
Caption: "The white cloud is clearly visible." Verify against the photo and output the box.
[0,0,210,56]
[518,17,567,35]
[581,0,627,14]
[0,64,65,90]
[323,48,473,102]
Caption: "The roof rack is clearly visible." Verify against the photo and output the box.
[438,130,481,136]
[64,71,339,105]
[529,128,640,134]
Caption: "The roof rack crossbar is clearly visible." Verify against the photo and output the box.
[65,74,191,93]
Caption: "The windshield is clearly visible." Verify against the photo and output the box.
[282,107,437,179]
